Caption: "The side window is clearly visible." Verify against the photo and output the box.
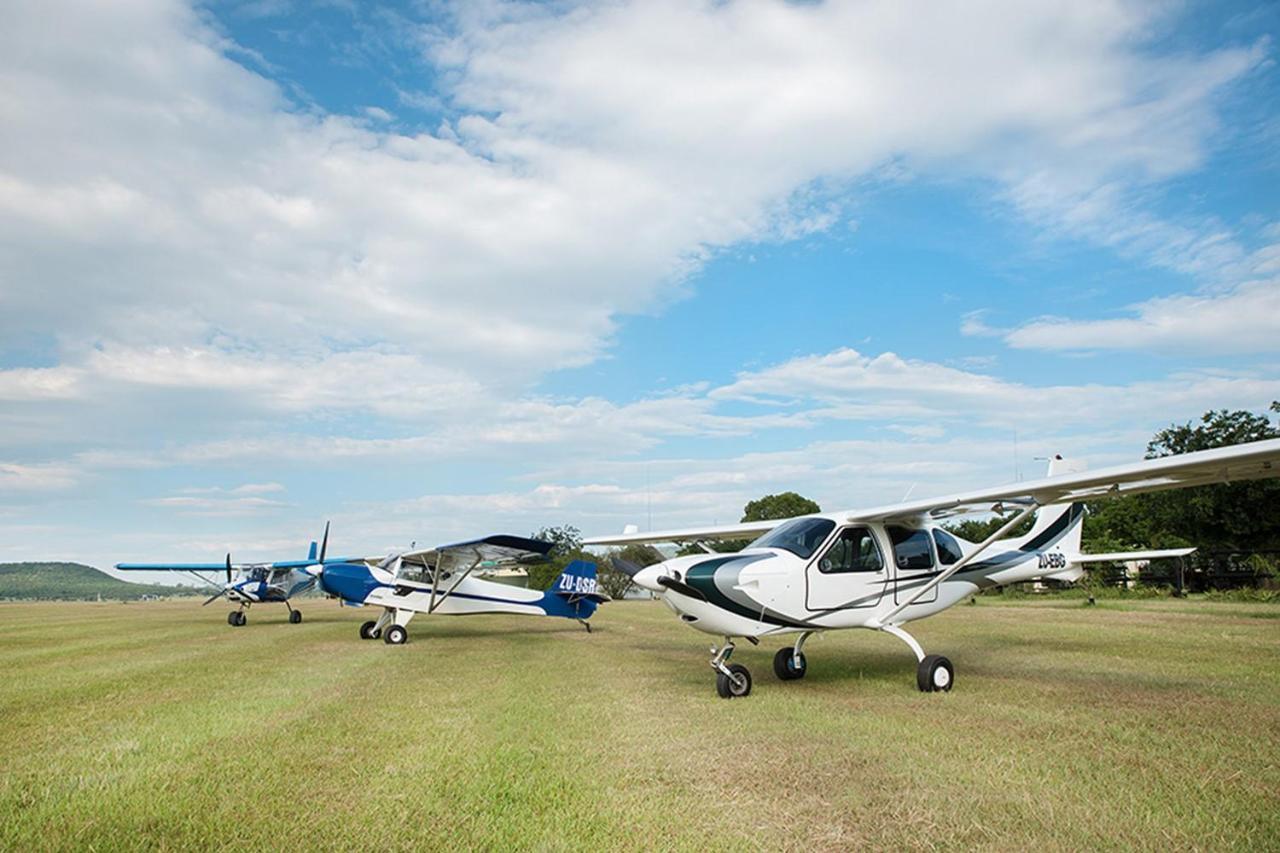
[933,529,964,565]
[887,526,935,571]
[817,527,884,574]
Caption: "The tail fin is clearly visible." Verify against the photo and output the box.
[543,560,608,621]
[552,560,607,601]
[1012,455,1087,559]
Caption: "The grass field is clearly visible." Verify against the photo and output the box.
[2,597,1278,851]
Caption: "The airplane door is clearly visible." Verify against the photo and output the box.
[886,526,939,604]
[805,526,887,611]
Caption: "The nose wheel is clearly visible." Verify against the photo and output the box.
[227,610,246,627]
[710,639,752,698]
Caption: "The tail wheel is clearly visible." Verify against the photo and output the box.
[383,625,408,645]
[289,610,302,624]
[917,654,954,692]
[772,648,807,681]
[359,620,381,640]
[715,663,752,699]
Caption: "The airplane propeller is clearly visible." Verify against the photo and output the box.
[609,556,706,601]
[202,553,235,606]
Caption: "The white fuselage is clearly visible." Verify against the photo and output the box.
[640,519,1071,639]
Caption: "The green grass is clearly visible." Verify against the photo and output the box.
[1,598,1278,850]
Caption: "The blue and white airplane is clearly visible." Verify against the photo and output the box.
[117,523,344,626]
[316,535,607,644]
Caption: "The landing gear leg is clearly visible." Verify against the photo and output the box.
[383,609,414,645]
[286,601,302,624]
[880,624,953,692]
[711,638,751,699]
[577,619,592,633]
[774,631,812,681]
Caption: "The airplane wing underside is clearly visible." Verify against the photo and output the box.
[585,438,1280,546]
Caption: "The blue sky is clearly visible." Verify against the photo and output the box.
[1,0,1278,573]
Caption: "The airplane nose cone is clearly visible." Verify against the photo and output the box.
[633,565,669,592]
[318,562,380,604]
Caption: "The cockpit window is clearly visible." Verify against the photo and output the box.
[249,567,268,582]
[887,526,935,571]
[746,518,835,559]
[933,529,964,565]
[818,527,884,574]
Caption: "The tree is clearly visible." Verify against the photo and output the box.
[527,525,584,590]
[741,492,821,522]
[943,514,1034,543]
[676,491,823,555]
[1083,405,1280,553]
[597,543,661,599]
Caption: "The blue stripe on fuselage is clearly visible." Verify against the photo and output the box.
[319,562,595,619]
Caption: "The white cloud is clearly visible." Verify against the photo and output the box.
[710,347,1280,430]
[1004,279,1280,353]
[0,0,1261,396]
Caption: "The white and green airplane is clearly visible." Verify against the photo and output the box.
[587,439,1280,699]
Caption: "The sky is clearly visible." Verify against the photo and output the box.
[2,0,1279,576]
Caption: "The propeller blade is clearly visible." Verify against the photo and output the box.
[202,589,226,607]
[656,575,708,602]
[610,557,646,578]
[225,553,232,584]
[319,521,330,563]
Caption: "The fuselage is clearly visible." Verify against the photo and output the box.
[223,567,317,604]
[638,508,1083,638]
[318,560,598,620]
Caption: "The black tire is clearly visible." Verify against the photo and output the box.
[359,620,381,640]
[917,654,954,693]
[715,663,752,698]
[773,648,807,681]
[227,611,238,626]
[383,625,408,645]
[289,610,302,624]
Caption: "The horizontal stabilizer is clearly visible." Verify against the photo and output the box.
[1071,548,1196,564]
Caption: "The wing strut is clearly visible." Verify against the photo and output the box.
[427,552,485,614]
[874,501,1040,626]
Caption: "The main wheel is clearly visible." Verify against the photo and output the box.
[289,610,302,624]
[917,654,954,692]
[715,663,752,698]
[773,648,807,681]
[383,625,408,645]
[359,620,381,640]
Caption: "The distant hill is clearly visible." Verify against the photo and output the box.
[0,563,202,601]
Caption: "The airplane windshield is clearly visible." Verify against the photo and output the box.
[746,518,836,559]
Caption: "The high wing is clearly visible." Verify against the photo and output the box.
[584,520,780,547]
[380,534,554,568]
[584,438,1280,546]
[115,558,357,572]
[843,438,1280,524]
[116,562,235,572]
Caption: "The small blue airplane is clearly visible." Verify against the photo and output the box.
[116,523,345,626]
[317,536,607,644]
